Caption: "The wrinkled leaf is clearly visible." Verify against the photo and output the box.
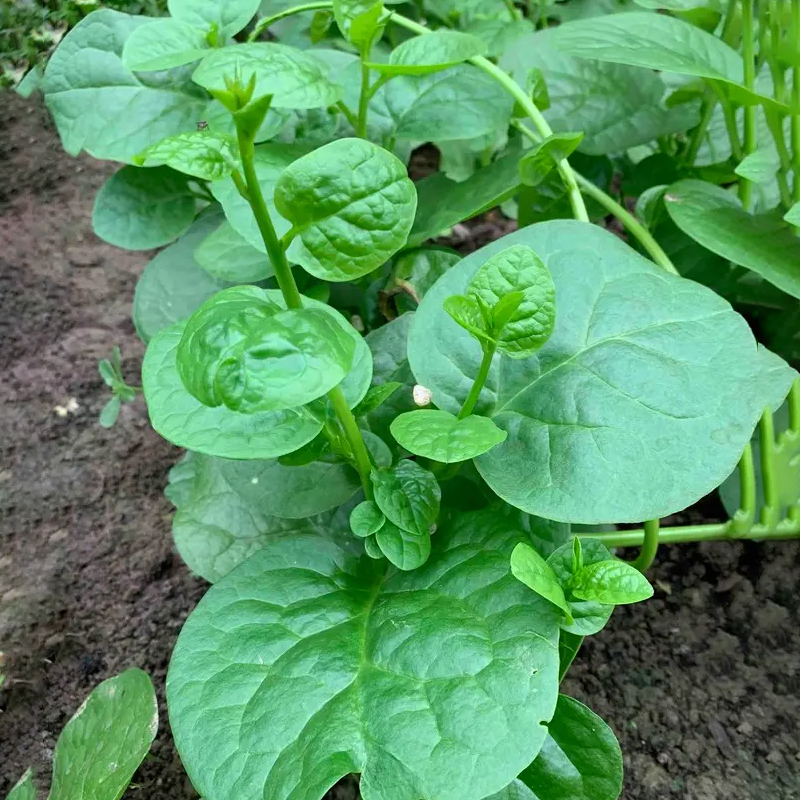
[136,130,239,180]
[354,382,403,417]
[49,669,157,800]
[571,559,653,604]
[350,500,385,537]
[409,220,775,523]
[371,30,486,76]
[520,695,623,800]
[92,165,195,250]
[390,409,507,462]
[275,138,417,281]
[511,543,574,622]
[665,179,800,300]
[444,294,493,345]
[122,18,209,72]
[375,518,432,569]
[371,459,440,535]
[167,510,561,800]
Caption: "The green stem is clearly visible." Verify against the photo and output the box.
[709,82,744,161]
[458,345,496,419]
[329,386,375,499]
[739,0,757,210]
[236,134,303,309]
[236,124,373,497]
[730,442,756,533]
[789,379,800,432]
[248,0,332,41]
[632,518,660,572]
[388,12,590,222]
[683,89,717,166]
[336,100,358,128]
[356,62,371,138]
[765,111,794,207]
[501,0,523,20]
[792,0,800,201]
[759,408,778,526]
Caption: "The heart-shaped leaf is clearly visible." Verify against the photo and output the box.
[167,510,562,800]
[390,409,507,462]
[408,220,783,523]
[177,286,356,413]
[92,165,195,250]
[275,138,417,281]
[370,30,487,76]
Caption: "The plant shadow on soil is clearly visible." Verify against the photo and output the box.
[0,93,798,800]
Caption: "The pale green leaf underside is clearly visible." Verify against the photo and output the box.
[122,18,209,72]
[409,220,774,523]
[43,9,211,162]
[519,694,623,800]
[390,410,507,462]
[194,221,274,282]
[92,165,195,250]
[370,30,487,76]
[664,179,800,300]
[167,510,561,800]
[192,42,342,109]
[275,138,417,281]
[49,669,158,800]
[168,0,261,36]
[137,130,239,181]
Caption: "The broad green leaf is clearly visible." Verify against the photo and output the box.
[363,531,383,558]
[550,13,783,113]
[519,695,623,800]
[217,456,361,519]
[518,515,573,559]
[390,410,507,462]
[177,286,356,413]
[371,31,487,76]
[388,249,462,313]
[133,210,232,343]
[167,510,561,800]
[43,10,211,162]
[371,459,440,535]
[275,138,417,281]
[511,543,574,622]
[14,65,43,99]
[350,500,385,537]
[519,133,584,187]
[99,396,122,428]
[571,559,653,604]
[468,245,556,358]
[547,539,614,635]
[206,98,292,144]
[502,30,701,156]
[664,179,800,300]
[384,65,514,142]
[784,202,800,226]
[49,669,157,800]
[408,152,521,247]
[168,0,261,36]
[194,221,273,282]
[333,0,385,52]
[210,142,303,251]
[92,165,195,250]
[310,9,335,42]
[735,148,779,185]
[375,518,432,569]
[557,631,582,680]
[354,382,403,417]
[122,18,209,72]
[168,452,349,581]
[409,220,775,523]
[6,770,35,800]
[193,43,342,109]
[136,130,239,180]
[144,320,323,457]
[464,18,533,58]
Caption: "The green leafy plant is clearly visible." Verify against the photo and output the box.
[30,0,800,797]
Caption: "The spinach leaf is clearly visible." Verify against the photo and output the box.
[122,18,210,72]
[275,138,417,281]
[43,9,211,162]
[390,410,507,462]
[6,771,35,800]
[136,130,239,180]
[194,221,274,282]
[167,512,561,800]
[349,500,385,537]
[571,559,654,604]
[169,0,261,37]
[370,30,487,76]
[92,165,195,250]
[511,543,574,622]
[519,133,584,187]
[409,221,778,523]
[371,459,441,535]
[519,695,623,800]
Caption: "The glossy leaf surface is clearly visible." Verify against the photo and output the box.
[409,221,774,523]
[511,543,573,622]
[350,500,385,537]
[374,518,431,569]
[664,179,800,300]
[571,560,654,604]
[390,410,507,462]
[194,221,274,282]
[168,0,261,36]
[519,133,584,187]
[275,138,417,281]
[168,511,561,800]
[49,670,157,800]
[371,459,440,536]
[92,165,194,250]
[372,31,486,75]
[122,18,209,72]
[6,771,35,800]
[136,131,239,180]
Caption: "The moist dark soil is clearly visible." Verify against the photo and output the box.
[1,92,798,800]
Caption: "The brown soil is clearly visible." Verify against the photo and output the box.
[1,92,798,800]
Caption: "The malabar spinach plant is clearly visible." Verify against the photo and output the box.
[26,0,800,797]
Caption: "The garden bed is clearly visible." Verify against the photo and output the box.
[0,92,798,800]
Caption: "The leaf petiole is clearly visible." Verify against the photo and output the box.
[457,343,496,419]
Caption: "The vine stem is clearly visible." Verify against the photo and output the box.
[248,0,332,41]
[356,62,371,138]
[632,519,659,572]
[739,0,757,210]
[512,120,678,274]
[235,125,374,499]
[792,0,800,201]
[457,344,496,419]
